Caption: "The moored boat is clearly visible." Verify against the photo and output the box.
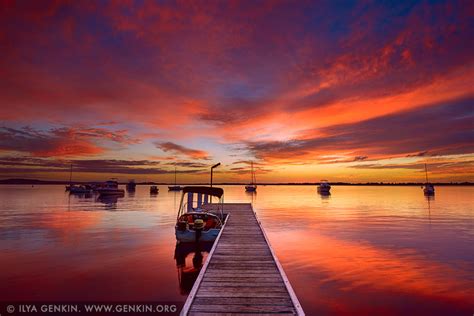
[245,161,257,192]
[169,166,182,191]
[69,185,92,194]
[317,180,331,194]
[65,164,73,191]
[169,185,183,191]
[245,184,256,192]
[96,180,125,196]
[175,186,226,243]
[150,185,159,194]
[423,164,435,196]
[423,183,435,195]
[126,180,136,192]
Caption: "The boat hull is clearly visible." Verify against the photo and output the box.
[97,189,125,196]
[317,187,331,194]
[70,188,92,194]
[245,186,257,192]
[169,186,182,191]
[175,228,220,243]
[424,188,435,195]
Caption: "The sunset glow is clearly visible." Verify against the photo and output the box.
[1,1,473,182]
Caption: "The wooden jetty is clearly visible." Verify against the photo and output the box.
[181,203,304,315]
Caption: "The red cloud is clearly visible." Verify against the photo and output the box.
[0,1,473,182]
[155,142,210,160]
[0,126,137,157]
[245,98,474,164]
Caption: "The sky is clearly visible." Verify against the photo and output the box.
[0,0,473,183]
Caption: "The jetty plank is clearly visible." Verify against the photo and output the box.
[180,203,304,316]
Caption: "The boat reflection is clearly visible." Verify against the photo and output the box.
[245,190,256,204]
[319,192,331,198]
[318,191,331,200]
[425,195,435,202]
[96,194,122,209]
[425,194,434,225]
[174,242,213,295]
[69,192,93,199]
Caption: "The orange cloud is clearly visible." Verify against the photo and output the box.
[155,141,210,160]
[0,126,137,158]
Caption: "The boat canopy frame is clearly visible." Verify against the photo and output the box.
[177,186,224,220]
[182,186,223,198]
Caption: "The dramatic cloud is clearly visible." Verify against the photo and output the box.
[246,98,474,163]
[350,160,474,177]
[0,157,207,175]
[0,1,472,181]
[155,142,210,160]
[0,126,138,157]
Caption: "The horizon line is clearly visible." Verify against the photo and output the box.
[0,178,472,186]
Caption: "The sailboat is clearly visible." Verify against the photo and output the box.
[66,164,92,194]
[423,163,435,196]
[245,161,257,192]
[169,166,183,191]
[65,164,73,191]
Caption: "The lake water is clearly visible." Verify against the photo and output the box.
[0,185,473,315]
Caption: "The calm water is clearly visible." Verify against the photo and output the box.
[0,185,473,315]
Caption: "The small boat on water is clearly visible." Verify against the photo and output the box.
[150,185,159,194]
[69,185,92,194]
[245,161,257,192]
[65,164,73,191]
[317,180,331,194]
[169,166,183,191]
[175,186,226,243]
[126,180,136,192]
[65,164,92,194]
[96,180,125,196]
[169,185,183,191]
[423,164,435,196]
[424,183,435,195]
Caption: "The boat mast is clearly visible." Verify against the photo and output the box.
[424,163,429,183]
[252,161,256,185]
[69,164,73,185]
[174,165,177,186]
[250,161,254,185]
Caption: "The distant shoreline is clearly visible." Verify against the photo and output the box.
[0,179,472,186]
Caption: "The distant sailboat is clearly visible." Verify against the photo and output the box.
[169,166,183,191]
[65,164,73,191]
[423,163,435,196]
[245,161,257,192]
[66,164,92,194]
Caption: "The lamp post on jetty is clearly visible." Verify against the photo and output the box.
[210,163,221,188]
